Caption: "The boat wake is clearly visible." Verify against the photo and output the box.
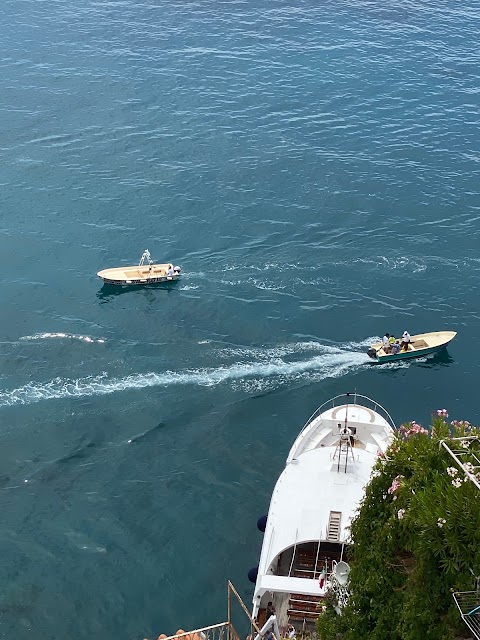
[0,341,373,407]
[20,332,105,344]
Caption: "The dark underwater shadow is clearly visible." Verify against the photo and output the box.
[372,349,455,374]
[96,279,180,302]
[416,348,455,369]
[371,347,455,375]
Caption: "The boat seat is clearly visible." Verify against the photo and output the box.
[370,432,385,449]
[311,427,333,447]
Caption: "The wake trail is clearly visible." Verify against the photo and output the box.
[19,332,105,344]
[0,346,373,408]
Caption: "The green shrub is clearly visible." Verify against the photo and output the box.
[317,413,480,640]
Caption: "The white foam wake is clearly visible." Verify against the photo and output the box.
[20,332,105,344]
[0,351,370,407]
[216,337,379,360]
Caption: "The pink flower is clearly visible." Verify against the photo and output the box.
[388,480,400,494]
[447,467,458,477]
[388,475,404,494]
[405,422,428,437]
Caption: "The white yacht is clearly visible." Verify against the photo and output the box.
[251,393,396,631]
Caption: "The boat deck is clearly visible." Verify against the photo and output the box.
[98,263,174,279]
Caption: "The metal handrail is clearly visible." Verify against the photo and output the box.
[440,439,480,490]
[453,590,480,639]
[298,392,396,438]
[154,582,261,640]
[158,623,230,640]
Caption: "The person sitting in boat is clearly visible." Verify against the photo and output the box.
[400,331,411,351]
[166,264,175,277]
[391,340,401,355]
[382,333,391,353]
[388,334,395,347]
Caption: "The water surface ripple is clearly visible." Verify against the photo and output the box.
[0,0,479,638]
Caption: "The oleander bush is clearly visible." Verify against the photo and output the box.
[317,412,480,640]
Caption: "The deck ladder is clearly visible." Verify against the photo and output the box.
[327,511,342,542]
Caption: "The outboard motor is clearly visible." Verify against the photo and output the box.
[173,265,181,275]
[367,347,377,360]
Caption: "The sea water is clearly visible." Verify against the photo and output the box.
[0,0,479,637]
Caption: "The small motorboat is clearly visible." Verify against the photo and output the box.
[367,330,457,363]
[97,250,181,286]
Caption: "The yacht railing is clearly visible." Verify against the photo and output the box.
[299,392,396,436]
[446,440,480,639]
[151,583,261,640]
[440,438,480,490]
[157,622,231,640]
[453,590,480,639]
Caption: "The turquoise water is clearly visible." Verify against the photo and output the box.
[0,0,479,637]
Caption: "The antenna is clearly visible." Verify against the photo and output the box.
[332,561,350,586]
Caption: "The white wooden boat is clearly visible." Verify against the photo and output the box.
[251,393,395,629]
[367,330,457,363]
[97,250,181,286]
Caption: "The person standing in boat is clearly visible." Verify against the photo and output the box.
[382,333,391,353]
[400,331,411,351]
[166,264,175,277]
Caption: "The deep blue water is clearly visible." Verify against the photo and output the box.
[0,0,479,637]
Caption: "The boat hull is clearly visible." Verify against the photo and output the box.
[97,262,181,286]
[376,344,445,363]
[98,274,180,286]
[368,330,456,363]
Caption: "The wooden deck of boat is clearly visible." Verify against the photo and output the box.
[98,262,174,280]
